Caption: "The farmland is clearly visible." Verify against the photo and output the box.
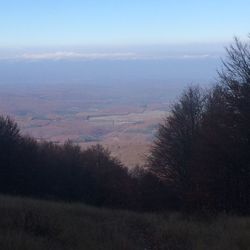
[0,82,173,166]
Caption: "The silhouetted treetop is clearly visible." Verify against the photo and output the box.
[0,116,20,143]
[219,36,250,85]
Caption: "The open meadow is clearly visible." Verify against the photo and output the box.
[0,195,250,250]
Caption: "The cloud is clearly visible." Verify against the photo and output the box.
[0,50,219,61]
[19,51,138,61]
[20,52,217,60]
[181,54,211,59]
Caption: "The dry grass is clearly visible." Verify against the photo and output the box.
[0,195,250,250]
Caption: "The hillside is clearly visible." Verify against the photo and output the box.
[0,195,250,250]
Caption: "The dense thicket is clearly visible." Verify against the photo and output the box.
[0,116,132,208]
[0,116,176,211]
[149,37,250,214]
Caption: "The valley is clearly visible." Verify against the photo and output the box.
[0,82,173,167]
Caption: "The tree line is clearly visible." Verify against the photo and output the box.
[0,115,174,211]
[0,37,250,214]
[149,37,250,214]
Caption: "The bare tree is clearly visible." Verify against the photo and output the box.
[217,36,250,213]
[148,86,205,200]
[219,36,250,85]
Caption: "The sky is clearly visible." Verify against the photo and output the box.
[0,0,250,48]
[1,1,246,89]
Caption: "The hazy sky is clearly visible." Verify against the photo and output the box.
[1,0,250,47]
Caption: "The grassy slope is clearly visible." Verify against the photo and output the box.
[0,195,250,250]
